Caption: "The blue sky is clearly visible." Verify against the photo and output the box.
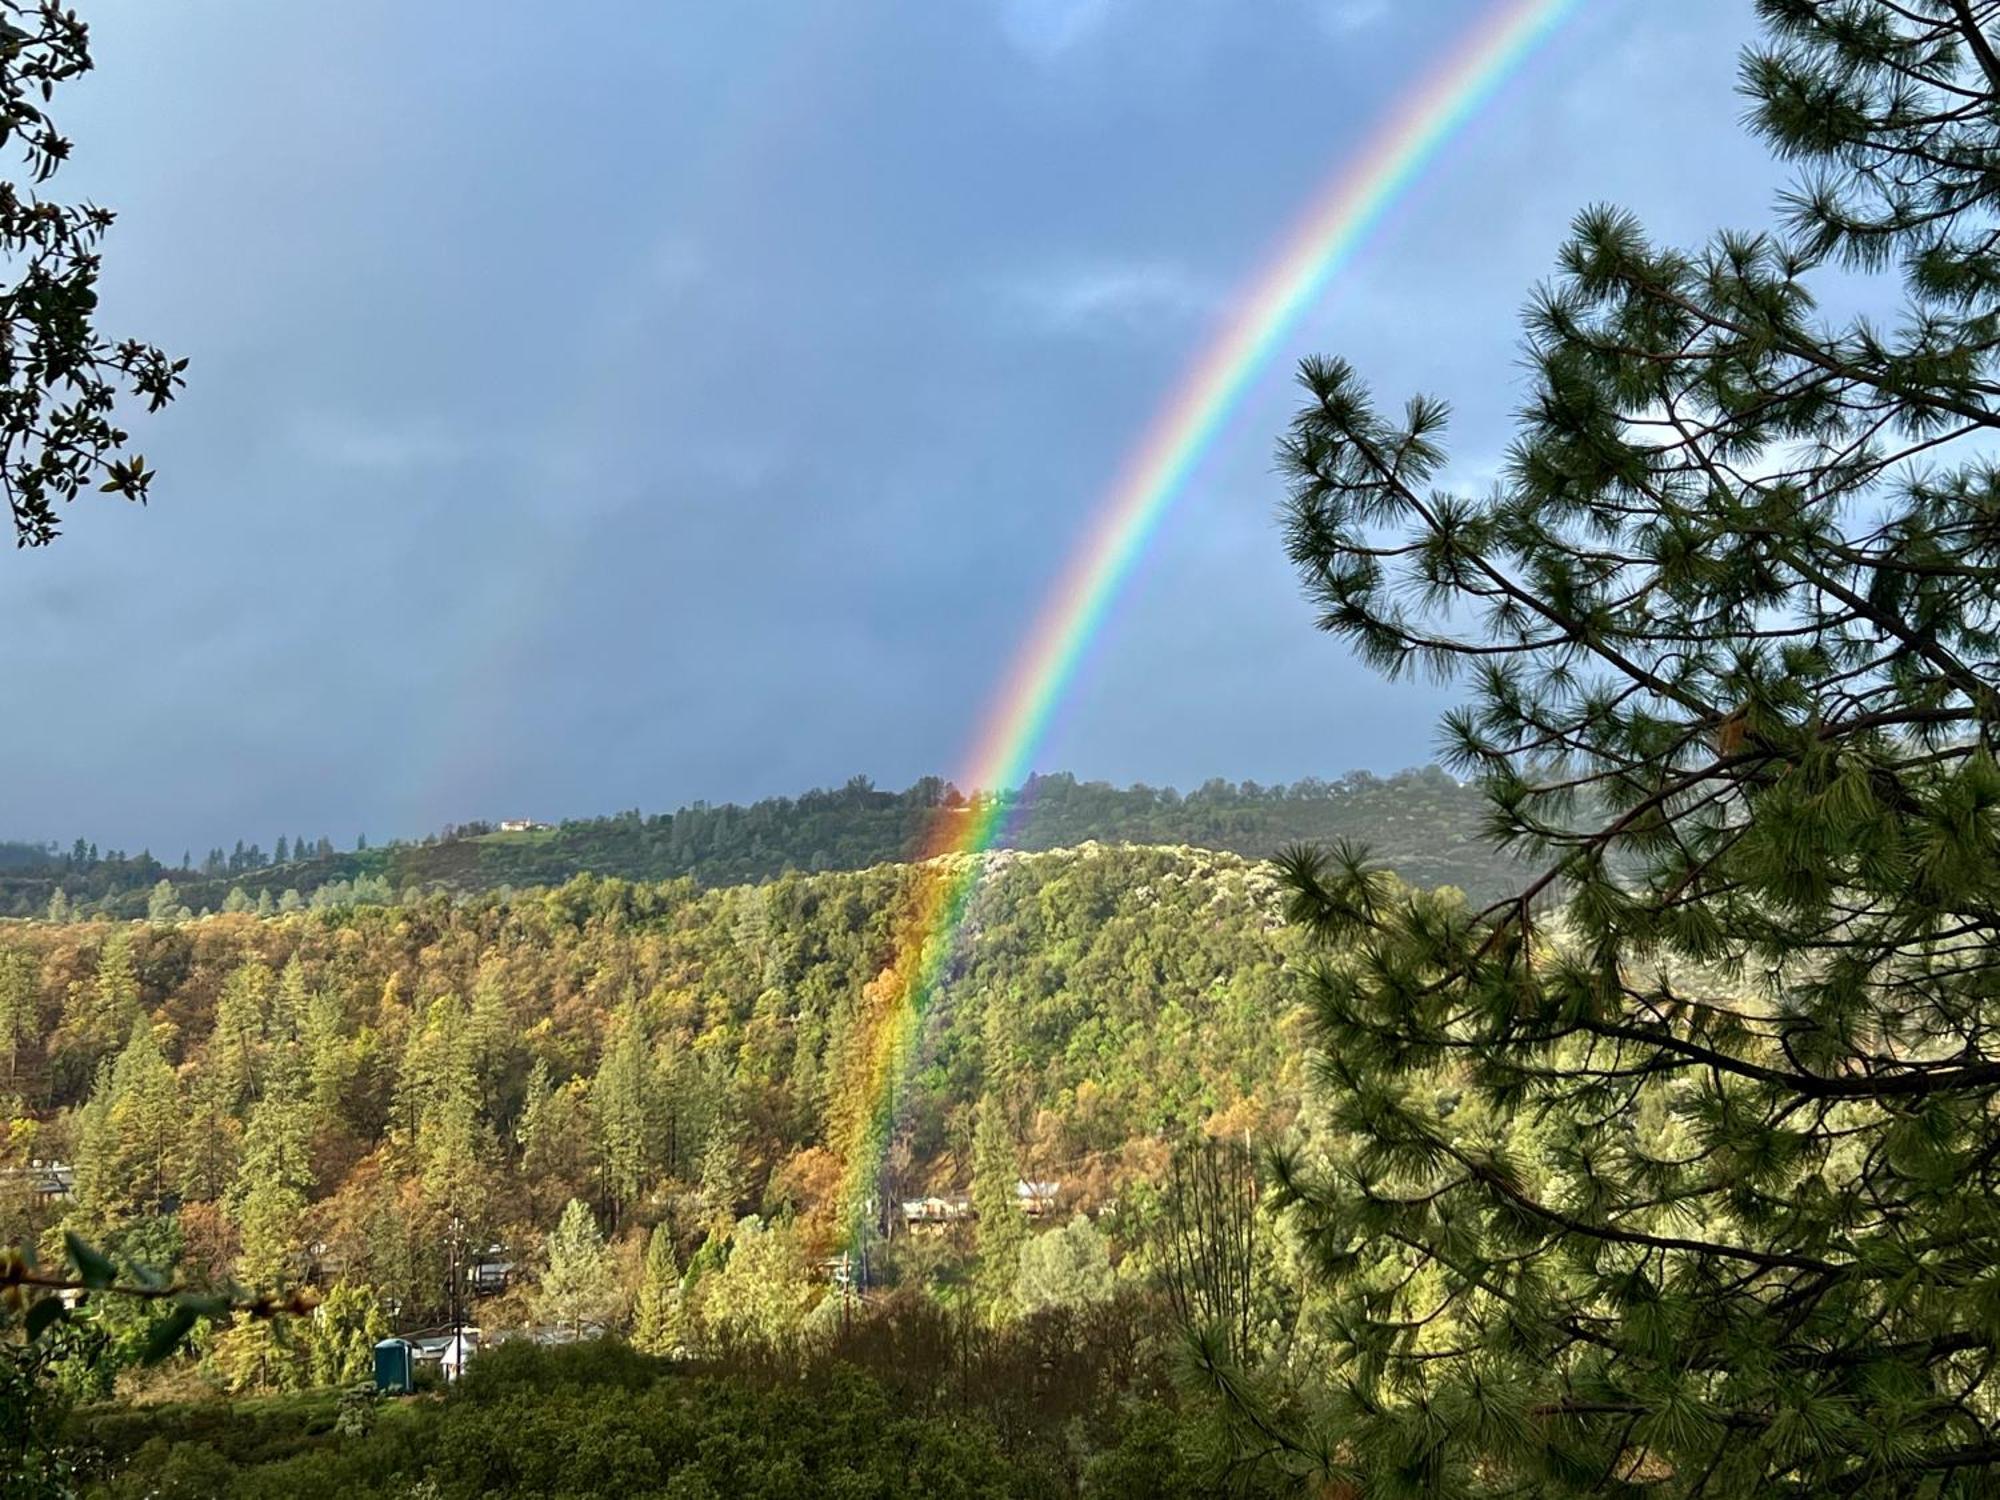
[2,0,1781,854]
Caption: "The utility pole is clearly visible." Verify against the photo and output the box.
[447,1213,463,1353]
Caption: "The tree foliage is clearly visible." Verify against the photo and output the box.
[536,1198,613,1340]
[1251,2,2000,1493]
[0,1,185,547]
[0,766,1515,917]
[1014,1214,1115,1318]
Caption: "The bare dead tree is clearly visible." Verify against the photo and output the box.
[1159,1134,1258,1365]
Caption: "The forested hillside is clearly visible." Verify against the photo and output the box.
[0,843,1307,1399]
[0,765,1515,919]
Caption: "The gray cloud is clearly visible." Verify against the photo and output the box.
[0,0,1779,852]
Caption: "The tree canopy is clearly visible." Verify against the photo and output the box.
[1250,2,2000,1493]
[0,2,184,547]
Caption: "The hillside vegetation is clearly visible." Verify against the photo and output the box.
[0,844,1306,1389]
[0,765,1515,919]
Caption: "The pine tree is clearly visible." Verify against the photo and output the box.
[0,947,34,1087]
[695,1114,746,1237]
[271,956,309,1045]
[203,960,270,1116]
[303,985,350,1127]
[971,1093,1026,1317]
[69,1017,180,1232]
[234,979,315,1288]
[467,964,518,1130]
[519,1060,594,1222]
[537,1197,614,1340]
[61,930,141,1060]
[146,878,179,924]
[632,1223,686,1356]
[398,995,486,1224]
[592,997,655,1220]
[1251,3,2000,1491]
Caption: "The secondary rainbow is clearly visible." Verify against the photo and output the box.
[834,0,1582,1242]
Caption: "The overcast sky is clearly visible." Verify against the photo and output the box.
[0,0,1783,854]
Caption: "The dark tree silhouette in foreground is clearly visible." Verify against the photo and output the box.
[0,2,184,547]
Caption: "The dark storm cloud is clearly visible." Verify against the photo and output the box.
[0,0,1777,852]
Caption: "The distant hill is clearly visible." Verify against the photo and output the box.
[0,766,1525,918]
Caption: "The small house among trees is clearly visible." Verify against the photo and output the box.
[897,1194,974,1233]
[0,1159,75,1202]
[468,1244,515,1297]
[1014,1179,1060,1217]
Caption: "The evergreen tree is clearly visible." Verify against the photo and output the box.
[632,1223,686,1356]
[695,1114,747,1236]
[0,947,34,1086]
[1013,1213,1114,1316]
[537,1197,614,1340]
[44,888,68,924]
[302,985,351,1128]
[234,983,314,1288]
[519,1060,594,1222]
[399,995,486,1224]
[971,1094,1026,1316]
[146,879,179,925]
[467,964,518,1131]
[60,930,140,1061]
[592,997,654,1219]
[1253,3,2000,1491]
[69,1018,180,1232]
[203,960,270,1116]
[695,1215,815,1352]
[306,1279,387,1387]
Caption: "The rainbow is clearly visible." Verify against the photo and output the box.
[831,0,1582,1243]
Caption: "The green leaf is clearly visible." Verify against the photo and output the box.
[23,1294,64,1341]
[139,1304,198,1366]
[63,1231,115,1289]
